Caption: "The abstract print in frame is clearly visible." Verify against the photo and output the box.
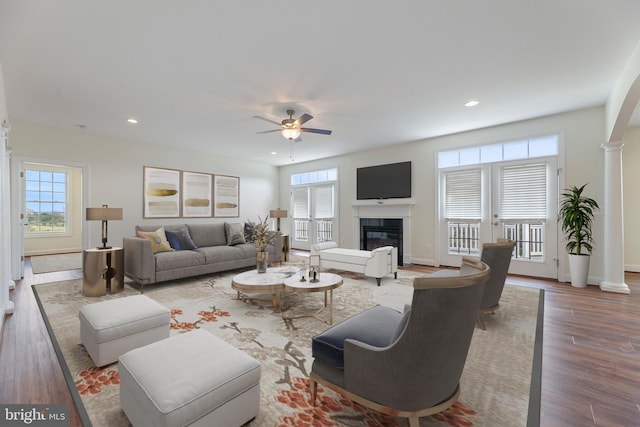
[213,174,239,217]
[143,166,181,218]
[182,171,213,218]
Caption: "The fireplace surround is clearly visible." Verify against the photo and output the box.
[352,199,414,266]
[360,218,403,266]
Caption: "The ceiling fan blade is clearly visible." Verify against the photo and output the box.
[300,127,332,135]
[253,115,282,126]
[294,113,313,127]
[256,129,281,134]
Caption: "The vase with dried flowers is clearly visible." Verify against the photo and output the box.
[246,215,276,273]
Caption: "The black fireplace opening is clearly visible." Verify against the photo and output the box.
[360,218,403,266]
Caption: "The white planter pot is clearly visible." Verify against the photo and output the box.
[568,254,590,288]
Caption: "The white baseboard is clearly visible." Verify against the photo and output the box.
[406,257,436,266]
[624,264,640,272]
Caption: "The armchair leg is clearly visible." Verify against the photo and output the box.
[476,312,486,330]
[376,277,381,286]
[310,377,318,406]
[408,417,420,427]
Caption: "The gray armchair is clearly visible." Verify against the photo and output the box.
[476,238,516,330]
[309,258,491,427]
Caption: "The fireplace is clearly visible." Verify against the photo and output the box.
[360,218,403,266]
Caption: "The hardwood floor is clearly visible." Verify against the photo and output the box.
[1,257,639,426]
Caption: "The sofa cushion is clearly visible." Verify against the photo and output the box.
[165,226,198,251]
[187,223,227,247]
[195,245,248,263]
[225,222,246,245]
[137,227,174,254]
[154,250,206,271]
[312,305,402,369]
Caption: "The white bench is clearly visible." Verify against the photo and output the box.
[311,241,398,286]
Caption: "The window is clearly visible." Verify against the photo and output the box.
[438,135,558,168]
[499,163,547,260]
[290,168,338,249]
[25,168,68,234]
[438,133,558,277]
[291,168,337,185]
[443,169,482,255]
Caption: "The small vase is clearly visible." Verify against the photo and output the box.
[256,251,269,273]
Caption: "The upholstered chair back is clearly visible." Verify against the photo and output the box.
[477,239,516,310]
[342,258,490,412]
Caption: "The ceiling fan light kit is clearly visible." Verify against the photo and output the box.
[254,109,332,142]
[281,127,301,140]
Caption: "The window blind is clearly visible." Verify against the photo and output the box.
[292,187,309,218]
[444,169,482,220]
[314,184,334,218]
[500,163,547,221]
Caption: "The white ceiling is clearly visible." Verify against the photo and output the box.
[1,1,640,166]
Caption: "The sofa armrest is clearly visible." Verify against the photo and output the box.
[123,236,155,285]
[364,246,398,277]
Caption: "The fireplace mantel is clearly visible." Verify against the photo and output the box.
[352,198,415,207]
[352,199,414,218]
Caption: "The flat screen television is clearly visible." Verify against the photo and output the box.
[356,161,411,200]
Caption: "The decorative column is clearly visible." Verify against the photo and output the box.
[600,140,630,293]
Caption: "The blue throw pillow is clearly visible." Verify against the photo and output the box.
[166,227,198,251]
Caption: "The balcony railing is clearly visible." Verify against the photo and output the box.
[447,221,544,261]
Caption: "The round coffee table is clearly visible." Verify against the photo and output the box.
[231,266,297,312]
[283,272,343,325]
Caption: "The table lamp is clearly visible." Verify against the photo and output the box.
[86,205,123,249]
[269,209,288,232]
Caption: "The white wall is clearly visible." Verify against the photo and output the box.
[279,106,608,280]
[623,125,640,271]
[10,121,281,250]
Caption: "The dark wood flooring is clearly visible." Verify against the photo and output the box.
[1,256,639,426]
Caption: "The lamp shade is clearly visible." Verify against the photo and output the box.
[269,209,288,219]
[281,128,300,141]
[86,207,123,221]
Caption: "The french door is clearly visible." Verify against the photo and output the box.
[439,157,558,278]
[290,183,336,250]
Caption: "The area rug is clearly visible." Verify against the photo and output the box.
[30,252,82,274]
[33,269,542,427]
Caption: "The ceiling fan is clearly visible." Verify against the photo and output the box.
[253,109,332,142]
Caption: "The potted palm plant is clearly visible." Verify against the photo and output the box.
[559,184,599,288]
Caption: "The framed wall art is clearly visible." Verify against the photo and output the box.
[182,171,213,217]
[143,166,181,218]
[213,174,239,217]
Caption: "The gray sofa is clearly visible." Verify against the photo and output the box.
[123,223,280,289]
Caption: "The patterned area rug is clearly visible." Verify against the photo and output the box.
[33,268,542,427]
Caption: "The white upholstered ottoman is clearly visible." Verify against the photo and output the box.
[79,295,170,367]
[118,329,261,427]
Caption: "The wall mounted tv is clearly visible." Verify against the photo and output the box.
[356,161,412,200]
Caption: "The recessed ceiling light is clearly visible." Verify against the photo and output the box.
[271,151,278,155]
[127,118,138,124]
[465,100,480,107]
